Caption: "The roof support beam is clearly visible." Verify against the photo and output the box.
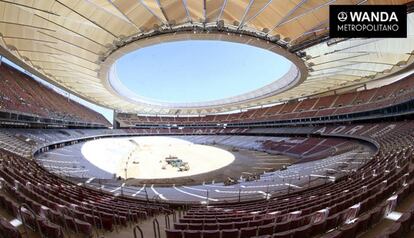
[340,67,382,73]
[242,0,272,27]
[15,49,61,56]
[309,39,380,59]
[50,56,98,71]
[34,14,108,48]
[139,0,168,26]
[343,60,394,66]
[291,20,328,42]
[39,68,72,72]
[42,44,97,64]
[312,53,371,66]
[309,70,355,78]
[28,59,62,64]
[267,0,308,34]
[237,0,255,30]
[56,64,98,77]
[0,20,56,32]
[203,0,207,23]
[155,0,171,26]
[55,0,118,38]
[106,0,142,31]
[278,0,336,28]
[37,31,100,55]
[0,0,59,16]
[181,0,193,23]
[216,0,228,22]
[55,74,100,83]
[325,39,381,56]
[1,36,57,44]
[311,62,360,72]
[307,77,349,83]
[309,73,363,80]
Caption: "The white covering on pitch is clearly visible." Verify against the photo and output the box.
[81,136,235,179]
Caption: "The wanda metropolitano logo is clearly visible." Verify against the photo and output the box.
[330,5,407,38]
[337,12,348,22]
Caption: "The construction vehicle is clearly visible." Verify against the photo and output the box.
[165,155,190,172]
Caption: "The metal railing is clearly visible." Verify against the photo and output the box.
[152,218,160,238]
[18,203,44,238]
[133,225,144,238]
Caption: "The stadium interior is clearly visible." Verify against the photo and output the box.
[1,0,414,238]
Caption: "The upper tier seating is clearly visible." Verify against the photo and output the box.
[117,73,414,127]
[0,63,110,126]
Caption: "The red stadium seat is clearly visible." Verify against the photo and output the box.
[0,217,21,238]
[257,223,275,236]
[240,226,258,237]
[166,229,183,238]
[221,229,239,238]
[203,223,218,230]
[183,230,201,238]
[272,229,295,238]
[201,230,220,238]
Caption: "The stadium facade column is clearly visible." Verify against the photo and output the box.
[113,110,119,129]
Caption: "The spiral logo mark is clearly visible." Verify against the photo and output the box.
[337,12,348,22]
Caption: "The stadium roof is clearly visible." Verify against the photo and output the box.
[0,0,413,115]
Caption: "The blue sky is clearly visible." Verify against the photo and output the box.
[116,40,291,103]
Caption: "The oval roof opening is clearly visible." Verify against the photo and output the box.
[115,40,293,104]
